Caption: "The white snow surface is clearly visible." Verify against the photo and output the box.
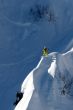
[14,48,73,110]
[1,0,73,109]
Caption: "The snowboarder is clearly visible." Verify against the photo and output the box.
[13,92,23,106]
[42,47,48,56]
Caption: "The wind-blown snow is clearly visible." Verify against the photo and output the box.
[14,48,73,110]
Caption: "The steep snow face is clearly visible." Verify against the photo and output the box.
[14,48,73,110]
[48,54,57,78]
[0,0,73,110]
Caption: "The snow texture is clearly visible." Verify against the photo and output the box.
[14,48,73,110]
[0,0,73,110]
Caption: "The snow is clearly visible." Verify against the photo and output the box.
[0,0,73,110]
[48,55,56,78]
[63,47,73,55]
[15,72,34,110]
[64,39,73,51]
[14,57,44,110]
[14,48,73,110]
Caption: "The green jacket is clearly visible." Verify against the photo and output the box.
[42,48,48,56]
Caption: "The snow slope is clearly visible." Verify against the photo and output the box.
[0,0,73,110]
[14,48,73,110]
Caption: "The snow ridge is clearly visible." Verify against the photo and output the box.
[14,48,73,110]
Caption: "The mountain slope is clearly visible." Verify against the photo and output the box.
[14,48,73,110]
[0,0,73,110]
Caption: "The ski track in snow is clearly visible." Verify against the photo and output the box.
[0,51,38,66]
[0,15,32,27]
